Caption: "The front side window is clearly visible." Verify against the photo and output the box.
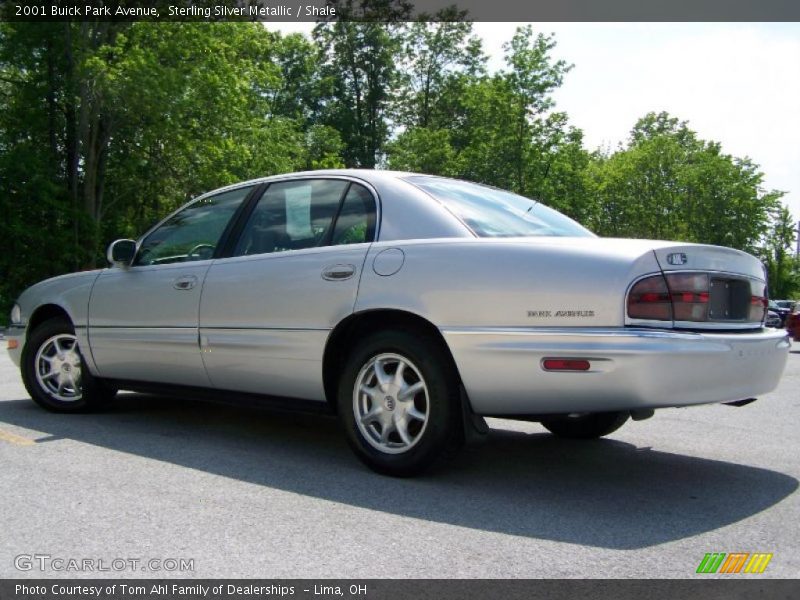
[235,179,352,256]
[135,186,251,266]
[405,175,595,238]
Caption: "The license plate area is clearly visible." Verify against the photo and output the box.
[708,278,750,321]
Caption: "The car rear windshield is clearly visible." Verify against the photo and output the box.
[406,176,595,238]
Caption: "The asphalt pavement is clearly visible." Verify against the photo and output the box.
[0,347,798,578]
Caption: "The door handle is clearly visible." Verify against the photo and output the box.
[322,264,356,281]
[173,275,198,290]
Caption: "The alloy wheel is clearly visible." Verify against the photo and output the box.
[34,334,83,402]
[353,353,430,454]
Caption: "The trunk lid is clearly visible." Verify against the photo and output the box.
[651,243,765,280]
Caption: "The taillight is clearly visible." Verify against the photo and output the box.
[666,273,709,322]
[627,275,672,320]
[749,294,767,322]
[628,273,767,324]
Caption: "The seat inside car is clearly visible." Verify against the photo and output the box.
[242,188,291,255]
[308,181,341,243]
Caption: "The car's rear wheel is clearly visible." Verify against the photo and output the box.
[21,317,116,412]
[541,411,629,439]
[337,329,464,476]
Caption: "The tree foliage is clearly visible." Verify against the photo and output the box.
[586,112,783,252]
[759,205,800,298]
[313,20,407,168]
[0,22,333,319]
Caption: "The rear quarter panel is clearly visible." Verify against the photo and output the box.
[355,238,662,328]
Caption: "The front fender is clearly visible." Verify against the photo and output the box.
[14,269,104,372]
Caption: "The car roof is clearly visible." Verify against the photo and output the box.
[202,169,416,195]
[191,169,475,243]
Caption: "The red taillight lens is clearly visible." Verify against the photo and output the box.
[749,294,767,322]
[627,275,672,321]
[666,273,709,322]
[629,273,765,324]
[629,273,710,322]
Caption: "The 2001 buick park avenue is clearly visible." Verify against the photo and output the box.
[7,170,790,475]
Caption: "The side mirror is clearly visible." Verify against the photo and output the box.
[107,239,137,267]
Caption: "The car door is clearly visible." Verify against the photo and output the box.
[88,185,255,386]
[199,178,378,401]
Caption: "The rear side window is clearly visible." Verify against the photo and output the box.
[332,184,377,245]
[235,179,349,256]
[234,179,375,256]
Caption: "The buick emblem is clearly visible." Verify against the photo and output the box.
[667,252,688,266]
[384,396,396,411]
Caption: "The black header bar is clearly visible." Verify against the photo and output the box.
[2,0,800,22]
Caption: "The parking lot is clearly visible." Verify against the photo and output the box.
[0,347,798,579]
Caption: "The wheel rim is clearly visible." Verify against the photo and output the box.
[34,334,83,402]
[353,352,430,455]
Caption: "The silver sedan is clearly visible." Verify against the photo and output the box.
[6,170,790,475]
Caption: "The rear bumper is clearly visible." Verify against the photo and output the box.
[442,327,791,415]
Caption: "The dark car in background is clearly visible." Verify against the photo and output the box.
[768,300,793,327]
[765,310,782,329]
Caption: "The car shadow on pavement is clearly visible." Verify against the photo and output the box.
[0,393,796,550]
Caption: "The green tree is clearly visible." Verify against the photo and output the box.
[0,22,327,323]
[587,111,781,251]
[313,1,412,168]
[313,21,404,167]
[387,127,461,175]
[395,9,485,129]
[389,25,578,206]
[525,115,594,223]
[759,205,800,298]
[261,31,326,125]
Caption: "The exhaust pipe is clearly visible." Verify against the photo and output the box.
[724,398,757,407]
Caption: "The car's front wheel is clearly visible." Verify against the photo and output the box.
[337,329,464,476]
[21,317,116,412]
[541,411,629,439]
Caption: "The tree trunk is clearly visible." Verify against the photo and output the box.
[45,38,58,162]
[63,22,81,269]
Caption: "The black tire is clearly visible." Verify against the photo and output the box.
[21,317,116,413]
[541,411,629,440]
[337,329,464,476]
